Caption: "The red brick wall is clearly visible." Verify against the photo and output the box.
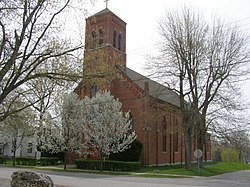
[109,77,188,166]
[75,75,212,166]
[109,78,145,161]
[110,77,212,165]
[140,99,186,166]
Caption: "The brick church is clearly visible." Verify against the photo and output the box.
[75,8,212,166]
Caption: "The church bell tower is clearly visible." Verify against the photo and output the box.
[84,8,127,69]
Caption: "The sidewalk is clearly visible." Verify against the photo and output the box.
[0,177,10,187]
[34,164,198,178]
[35,164,76,170]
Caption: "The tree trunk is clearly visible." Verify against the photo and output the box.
[184,128,192,169]
[100,159,103,172]
[197,128,204,166]
[63,151,67,170]
[99,154,104,172]
[239,150,242,162]
[182,109,193,170]
[13,150,16,167]
[197,114,206,167]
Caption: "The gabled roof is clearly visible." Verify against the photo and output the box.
[123,67,180,107]
[90,8,126,24]
[92,8,111,16]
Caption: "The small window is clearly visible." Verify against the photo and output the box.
[11,145,14,153]
[118,33,122,50]
[92,31,96,48]
[27,143,32,153]
[99,29,103,47]
[162,116,167,152]
[91,86,99,97]
[0,143,3,154]
[113,30,117,48]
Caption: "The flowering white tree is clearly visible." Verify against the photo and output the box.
[82,91,136,171]
[37,112,65,158]
[39,91,136,171]
[37,93,84,170]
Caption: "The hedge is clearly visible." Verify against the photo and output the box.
[15,157,59,166]
[16,157,36,166]
[0,156,7,164]
[39,157,59,166]
[74,159,140,171]
[109,140,143,162]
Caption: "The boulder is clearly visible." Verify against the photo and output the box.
[11,170,54,187]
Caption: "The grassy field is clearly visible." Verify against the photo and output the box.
[137,162,250,177]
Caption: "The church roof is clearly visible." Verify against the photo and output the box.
[123,67,180,107]
[92,8,111,16]
[90,8,126,24]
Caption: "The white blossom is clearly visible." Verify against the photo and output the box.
[81,91,136,159]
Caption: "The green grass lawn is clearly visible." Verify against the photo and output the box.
[2,161,250,178]
[138,162,250,177]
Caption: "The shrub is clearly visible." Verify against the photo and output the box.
[16,157,36,166]
[15,157,59,166]
[41,151,64,162]
[109,140,143,162]
[221,148,239,162]
[39,157,59,166]
[0,156,7,164]
[75,159,140,171]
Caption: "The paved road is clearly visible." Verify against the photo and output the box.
[0,167,250,187]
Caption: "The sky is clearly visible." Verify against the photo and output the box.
[85,0,250,101]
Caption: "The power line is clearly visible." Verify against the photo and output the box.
[126,17,250,60]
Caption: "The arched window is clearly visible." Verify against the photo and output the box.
[118,33,122,50]
[128,112,133,133]
[174,132,179,152]
[128,112,133,124]
[174,119,179,152]
[27,143,33,153]
[113,30,117,48]
[193,133,196,152]
[162,116,167,152]
[91,31,96,48]
[99,29,103,47]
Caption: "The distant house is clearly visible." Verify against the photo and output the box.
[75,8,212,166]
[0,125,57,159]
[0,135,36,158]
[240,147,250,163]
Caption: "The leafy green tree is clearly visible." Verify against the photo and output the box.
[221,148,239,162]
